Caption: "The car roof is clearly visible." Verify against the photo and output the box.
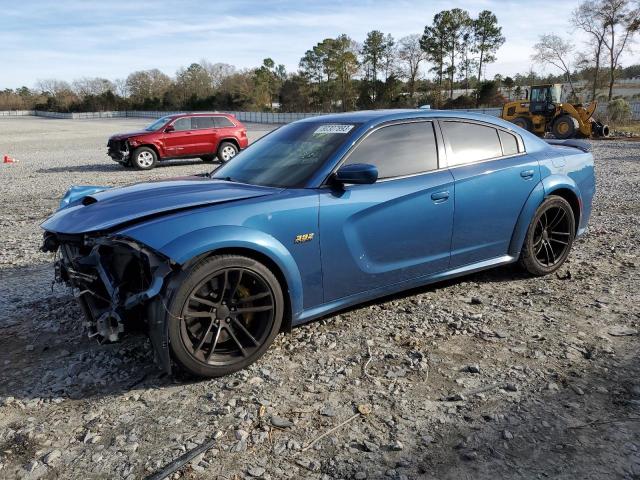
[297,109,548,153]
[297,109,512,127]
[168,112,234,119]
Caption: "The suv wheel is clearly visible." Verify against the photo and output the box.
[217,142,238,163]
[132,147,157,170]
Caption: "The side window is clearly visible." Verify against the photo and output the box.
[498,130,519,156]
[192,116,215,129]
[344,122,438,179]
[214,116,235,128]
[172,117,192,131]
[442,121,502,166]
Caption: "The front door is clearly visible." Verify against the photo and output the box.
[319,120,454,302]
[440,120,541,267]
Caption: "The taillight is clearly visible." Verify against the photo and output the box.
[241,130,247,137]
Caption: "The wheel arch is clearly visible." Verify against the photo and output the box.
[545,187,581,233]
[135,143,162,159]
[155,225,304,330]
[184,246,293,333]
[217,137,240,150]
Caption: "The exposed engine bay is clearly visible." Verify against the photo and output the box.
[42,232,175,371]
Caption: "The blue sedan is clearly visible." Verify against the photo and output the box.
[41,110,595,378]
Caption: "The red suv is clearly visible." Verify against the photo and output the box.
[107,113,248,169]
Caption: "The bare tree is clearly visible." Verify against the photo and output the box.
[397,34,427,101]
[532,34,576,94]
[572,0,608,100]
[200,60,236,89]
[598,0,640,100]
[71,77,114,97]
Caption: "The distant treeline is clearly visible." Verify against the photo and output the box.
[1,1,639,113]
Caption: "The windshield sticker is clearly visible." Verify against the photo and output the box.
[314,124,354,134]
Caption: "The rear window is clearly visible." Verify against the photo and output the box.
[442,121,503,165]
[499,130,519,155]
[214,116,235,128]
[192,116,215,129]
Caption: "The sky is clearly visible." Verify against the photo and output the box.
[0,0,636,89]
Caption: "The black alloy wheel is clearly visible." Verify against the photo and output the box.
[520,196,575,276]
[167,255,283,377]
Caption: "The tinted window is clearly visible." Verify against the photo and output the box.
[173,117,191,131]
[499,130,519,155]
[212,121,361,188]
[344,122,438,179]
[192,116,215,129]
[442,122,502,165]
[214,116,235,128]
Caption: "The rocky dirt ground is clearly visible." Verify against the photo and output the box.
[0,117,638,480]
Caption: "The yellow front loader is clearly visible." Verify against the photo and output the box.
[501,84,609,139]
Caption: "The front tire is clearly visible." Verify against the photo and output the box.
[166,255,284,378]
[552,115,579,139]
[519,196,575,276]
[217,142,238,163]
[132,147,157,170]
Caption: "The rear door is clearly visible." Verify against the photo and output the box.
[163,117,194,157]
[440,120,540,267]
[190,116,218,155]
[319,120,454,302]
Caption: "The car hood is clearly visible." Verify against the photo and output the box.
[110,130,153,140]
[41,177,280,235]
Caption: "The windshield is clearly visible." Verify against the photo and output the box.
[212,121,361,188]
[145,116,172,131]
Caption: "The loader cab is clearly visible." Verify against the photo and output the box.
[529,84,561,116]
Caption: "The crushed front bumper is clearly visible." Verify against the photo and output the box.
[42,232,175,372]
[107,139,130,162]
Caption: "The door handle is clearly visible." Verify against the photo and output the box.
[431,191,449,203]
[520,169,535,179]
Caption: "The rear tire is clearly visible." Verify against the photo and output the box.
[512,117,532,132]
[132,147,157,170]
[519,196,575,276]
[166,255,284,378]
[552,115,579,139]
[217,142,238,163]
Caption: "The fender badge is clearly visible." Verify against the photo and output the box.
[294,233,315,244]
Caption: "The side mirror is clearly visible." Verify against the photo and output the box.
[164,125,175,133]
[333,163,378,185]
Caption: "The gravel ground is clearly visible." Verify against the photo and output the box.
[0,117,639,480]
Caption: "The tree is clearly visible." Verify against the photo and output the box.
[532,34,576,94]
[200,61,236,88]
[325,35,359,111]
[71,77,114,97]
[442,9,472,99]
[503,76,515,99]
[361,30,395,102]
[175,63,214,106]
[598,0,640,100]
[125,69,172,107]
[472,11,505,83]
[421,13,451,107]
[572,1,609,100]
[397,34,428,101]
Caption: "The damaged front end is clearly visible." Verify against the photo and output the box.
[107,138,131,163]
[42,231,176,372]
